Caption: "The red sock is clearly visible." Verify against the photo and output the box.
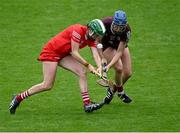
[116,85,124,93]
[16,90,30,102]
[81,91,90,105]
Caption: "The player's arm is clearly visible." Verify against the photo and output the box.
[90,46,101,68]
[107,29,131,71]
[70,40,97,74]
[106,41,126,71]
[96,43,107,64]
[70,40,89,67]
[96,43,108,77]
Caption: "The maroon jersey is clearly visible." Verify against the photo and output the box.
[101,16,131,50]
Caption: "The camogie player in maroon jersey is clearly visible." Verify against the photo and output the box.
[98,10,132,104]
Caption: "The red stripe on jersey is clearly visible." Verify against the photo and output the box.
[72,31,81,39]
[72,31,81,43]
[72,36,81,43]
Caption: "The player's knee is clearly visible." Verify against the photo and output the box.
[76,69,87,78]
[79,72,87,79]
[115,66,123,73]
[42,82,54,91]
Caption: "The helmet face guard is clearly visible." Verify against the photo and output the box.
[87,29,101,41]
[88,28,94,37]
[111,22,126,34]
[111,10,127,34]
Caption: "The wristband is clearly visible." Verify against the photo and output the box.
[97,43,103,49]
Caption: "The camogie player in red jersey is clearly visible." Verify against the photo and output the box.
[9,19,106,113]
[98,10,132,104]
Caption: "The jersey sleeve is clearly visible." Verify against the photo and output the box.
[126,31,131,42]
[124,25,131,43]
[71,30,82,43]
[121,30,131,42]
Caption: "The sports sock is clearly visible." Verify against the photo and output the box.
[16,90,30,102]
[116,86,125,95]
[81,91,90,105]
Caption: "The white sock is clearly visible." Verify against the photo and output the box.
[118,90,125,95]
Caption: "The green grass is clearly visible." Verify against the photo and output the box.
[0,0,180,131]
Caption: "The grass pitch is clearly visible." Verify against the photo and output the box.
[0,0,180,131]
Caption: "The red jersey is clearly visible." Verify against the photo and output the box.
[38,24,96,62]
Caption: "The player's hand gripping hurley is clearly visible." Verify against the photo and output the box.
[95,62,113,88]
[95,63,115,88]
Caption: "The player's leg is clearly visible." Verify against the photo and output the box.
[28,61,58,94]
[102,48,118,104]
[103,47,123,86]
[121,47,132,84]
[103,47,116,63]
[112,57,132,103]
[113,59,123,86]
[116,47,132,103]
[59,55,102,112]
[103,47,132,103]
[9,62,58,114]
